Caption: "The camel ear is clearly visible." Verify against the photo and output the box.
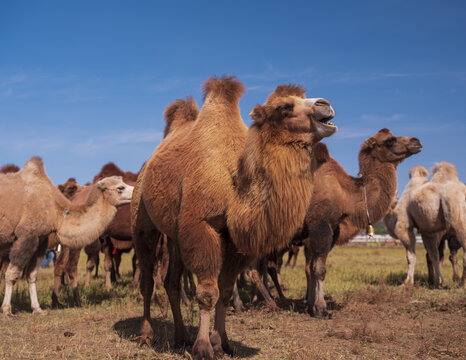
[96,180,107,191]
[58,185,65,193]
[364,137,377,149]
[249,105,267,125]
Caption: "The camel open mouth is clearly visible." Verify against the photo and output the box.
[318,117,337,127]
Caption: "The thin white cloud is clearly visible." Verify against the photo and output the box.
[361,113,406,122]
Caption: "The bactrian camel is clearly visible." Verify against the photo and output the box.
[0,157,133,316]
[132,76,337,359]
[302,129,421,318]
[384,162,465,288]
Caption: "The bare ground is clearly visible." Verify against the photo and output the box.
[0,246,464,360]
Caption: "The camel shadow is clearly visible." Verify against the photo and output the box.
[275,295,343,315]
[113,316,260,358]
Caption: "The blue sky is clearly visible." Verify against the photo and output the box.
[1,0,465,192]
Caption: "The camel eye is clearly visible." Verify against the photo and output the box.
[117,186,125,192]
[278,102,294,113]
[385,137,396,146]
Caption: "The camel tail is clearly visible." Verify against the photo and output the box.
[313,143,331,163]
[202,75,245,103]
[163,96,200,137]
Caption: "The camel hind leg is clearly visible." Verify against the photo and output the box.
[2,263,21,316]
[422,233,443,288]
[52,246,70,308]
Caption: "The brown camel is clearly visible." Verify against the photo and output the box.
[302,129,422,318]
[132,76,337,359]
[385,162,465,288]
[0,157,133,316]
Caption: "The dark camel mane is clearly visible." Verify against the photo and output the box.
[0,164,20,174]
[93,163,138,184]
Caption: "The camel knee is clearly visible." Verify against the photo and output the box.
[196,281,219,311]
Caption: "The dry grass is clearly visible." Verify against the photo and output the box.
[0,245,464,359]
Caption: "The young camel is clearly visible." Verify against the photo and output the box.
[302,129,422,318]
[132,76,337,359]
[0,157,133,316]
[385,162,466,288]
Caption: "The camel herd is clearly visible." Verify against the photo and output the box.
[0,75,464,360]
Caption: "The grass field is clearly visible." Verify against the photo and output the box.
[0,245,464,360]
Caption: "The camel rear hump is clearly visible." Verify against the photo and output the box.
[431,161,458,182]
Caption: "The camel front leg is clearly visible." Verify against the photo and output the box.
[27,255,47,315]
[211,253,252,358]
[397,228,417,285]
[309,253,330,318]
[164,238,192,347]
[232,280,244,312]
[65,248,82,307]
[2,264,21,316]
[246,266,277,309]
[102,240,115,292]
[52,246,69,308]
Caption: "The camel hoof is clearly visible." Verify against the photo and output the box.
[452,275,459,282]
[138,320,154,346]
[192,338,214,360]
[33,308,48,316]
[51,294,64,309]
[309,307,331,319]
[210,331,233,357]
[174,332,193,348]
[2,308,15,318]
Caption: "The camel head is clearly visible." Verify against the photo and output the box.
[360,128,422,164]
[249,84,336,145]
[96,176,134,207]
[58,177,80,198]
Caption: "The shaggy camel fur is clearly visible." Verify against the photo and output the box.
[132,76,337,359]
[301,129,421,318]
[385,162,466,288]
[0,157,133,316]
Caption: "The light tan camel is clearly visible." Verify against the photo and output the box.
[0,157,133,316]
[384,165,429,285]
[385,162,466,288]
[132,76,337,359]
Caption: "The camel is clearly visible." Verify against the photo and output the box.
[385,162,466,288]
[383,166,429,285]
[92,163,139,291]
[0,164,20,283]
[301,129,422,318]
[0,157,133,316]
[132,76,337,359]
[51,178,86,308]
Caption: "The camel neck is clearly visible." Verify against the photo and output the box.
[357,160,397,228]
[228,133,314,257]
[56,195,117,249]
